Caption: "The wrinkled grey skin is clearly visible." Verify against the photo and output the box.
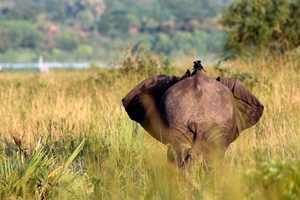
[122,66,264,167]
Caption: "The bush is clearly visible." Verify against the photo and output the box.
[0,138,93,199]
[57,31,82,51]
[121,42,173,76]
[0,20,43,52]
[247,160,300,199]
[213,61,260,89]
[222,0,300,57]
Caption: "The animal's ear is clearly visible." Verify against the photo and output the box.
[122,75,180,124]
[216,77,264,132]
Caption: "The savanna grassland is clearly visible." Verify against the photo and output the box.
[0,52,300,199]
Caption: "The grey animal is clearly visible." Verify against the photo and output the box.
[122,61,264,167]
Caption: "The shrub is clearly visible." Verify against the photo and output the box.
[0,138,93,199]
[0,20,43,52]
[121,42,173,76]
[222,0,300,57]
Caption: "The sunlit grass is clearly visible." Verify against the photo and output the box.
[0,53,299,199]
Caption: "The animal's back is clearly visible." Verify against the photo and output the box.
[160,71,237,145]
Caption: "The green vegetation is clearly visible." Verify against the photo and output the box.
[0,0,232,62]
[0,0,299,199]
[0,139,92,199]
[0,20,43,52]
[222,0,300,57]
[2,0,298,62]
[0,51,299,198]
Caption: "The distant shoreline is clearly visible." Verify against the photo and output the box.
[0,62,107,69]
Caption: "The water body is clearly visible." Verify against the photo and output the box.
[0,62,106,70]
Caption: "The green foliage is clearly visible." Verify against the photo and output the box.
[0,0,231,62]
[0,20,43,53]
[222,0,300,57]
[57,31,82,51]
[152,33,173,54]
[98,10,135,38]
[247,160,300,199]
[121,43,173,76]
[2,0,44,22]
[0,139,92,199]
[0,49,38,62]
[159,0,224,20]
[213,61,260,88]
[74,44,94,58]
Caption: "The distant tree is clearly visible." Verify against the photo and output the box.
[152,33,172,54]
[159,0,224,21]
[222,0,300,57]
[0,0,43,22]
[0,0,233,61]
[283,1,300,50]
[57,31,82,51]
[0,20,43,52]
[76,10,95,30]
[43,0,105,29]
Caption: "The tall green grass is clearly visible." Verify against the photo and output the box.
[0,53,299,199]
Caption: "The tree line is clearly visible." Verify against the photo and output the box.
[0,0,298,62]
